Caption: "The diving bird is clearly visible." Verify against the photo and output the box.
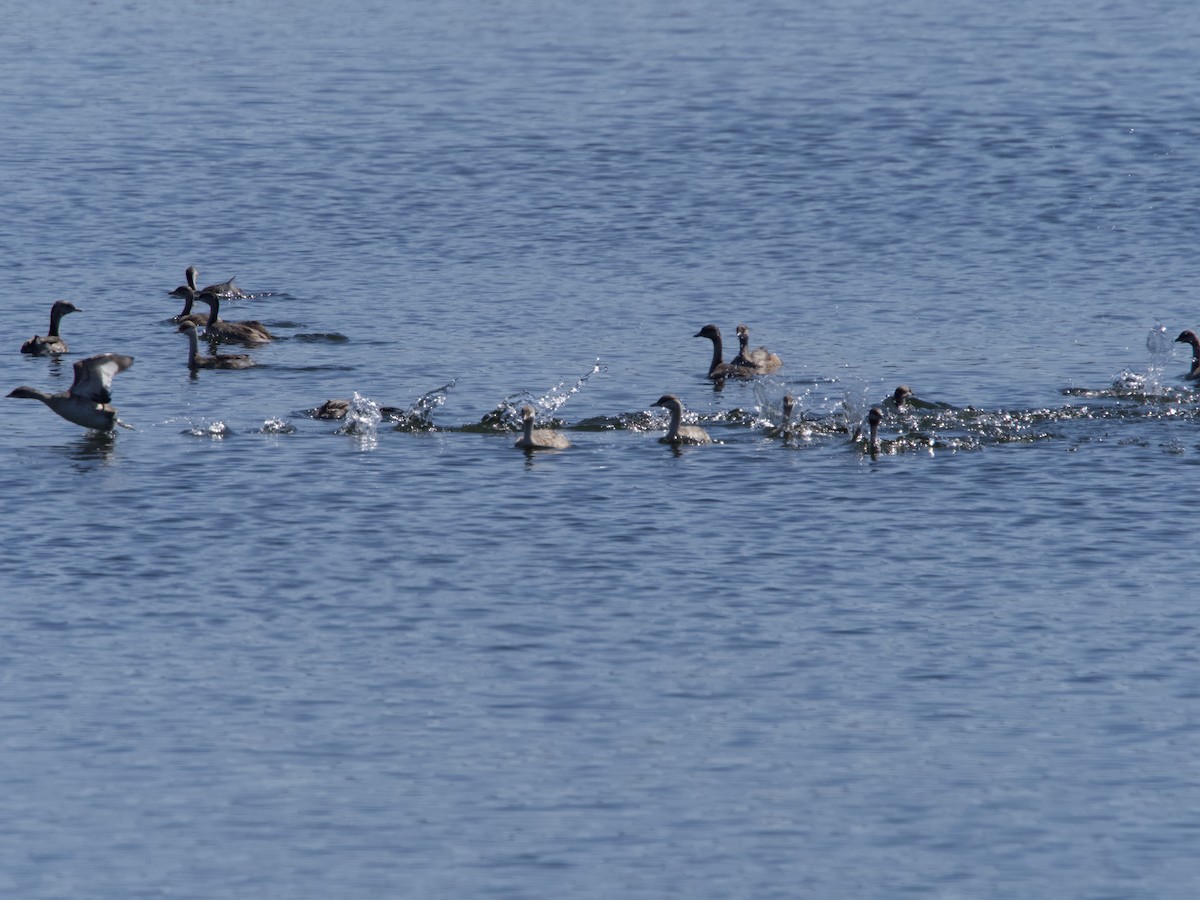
[694,324,756,380]
[731,323,782,372]
[8,353,134,429]
[514,405,571,450]
[20,300,81,355]
[652,393,712,445]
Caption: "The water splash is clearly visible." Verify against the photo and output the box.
[1146,320,1172,358]
[182,420,232,439]
[393,379,457,432]
[473,361,604,431]
[536,360,605,415]
[335,392,381,449]
[260,417,295,434]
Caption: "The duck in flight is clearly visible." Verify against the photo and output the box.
[7,353,134,429]
[20,300,81,355]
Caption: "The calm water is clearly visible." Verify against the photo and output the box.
[3,1,1200,896]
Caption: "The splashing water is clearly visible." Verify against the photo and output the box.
[336,392,381,449]
[535,360,605,416]
[182,420,232,439]
[394,379,457,432]
[1146,321,1172,357]
[475,361,605,431]
[260,418,296,435]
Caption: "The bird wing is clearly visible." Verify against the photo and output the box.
[71,353,134,403]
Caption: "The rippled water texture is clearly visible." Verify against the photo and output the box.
[3,1,1200,897]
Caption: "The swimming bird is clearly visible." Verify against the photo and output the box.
[514,405,571,450]
[867,406,883,456]
[1175,330,1200,380]
[889,385,914,410]
[766,393,796,439]
[7,353,134,429]
[197,294,273,344]
[168,266,198,299]
[731,323,782,372]
[652,393,712,445]
[198,275,246,300]
[171,266,246,300]
[178,323,256,369]
[20,300,81,355]
[694,324,755,380]
[170,293,209,327]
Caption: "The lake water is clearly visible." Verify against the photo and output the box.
[3,0,1200,896]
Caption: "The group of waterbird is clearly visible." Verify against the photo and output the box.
[12,267,1199,455]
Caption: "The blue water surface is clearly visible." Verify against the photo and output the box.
[3,1,1200,897]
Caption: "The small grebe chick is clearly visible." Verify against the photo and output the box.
[8,353,134,429]
[197,294,273,344]
[20,300,81,355]
[178,323,256,369]
[652,393,712,445]
[514,405,571,450]
[731,323,782,372]
[1175,330,1200,380]
[694,324,755,380]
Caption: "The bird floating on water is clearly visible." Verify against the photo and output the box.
[178,323,256,369]
[197,294,273,344]
[170,293,209,328]
[731,323,782,372]
[20,300,81,355]
[653,393,712,445]
[889,385,914,410]
[171,265,247,300]
[694,324,756,381]
[8,353,134,429]
[514,405,571,451]
[1175,330,1200,380]
[766,393,796,440]
[866,406,883,457]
